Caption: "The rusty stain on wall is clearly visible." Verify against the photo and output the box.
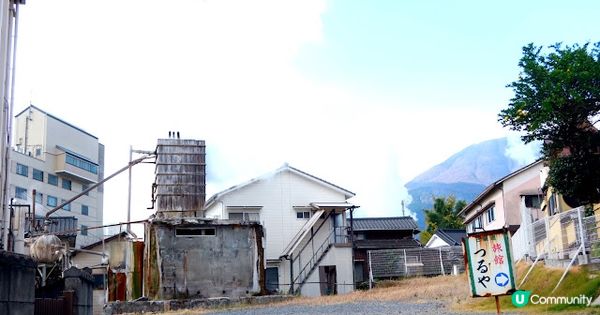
[143,137,266,300]
[143,218,266,299]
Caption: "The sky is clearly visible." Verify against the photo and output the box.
[10,0,600,233]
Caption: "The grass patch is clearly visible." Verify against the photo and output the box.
[458,261,600,313]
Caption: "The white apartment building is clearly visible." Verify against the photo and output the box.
[205,164,356,297]
[9,105,104,248]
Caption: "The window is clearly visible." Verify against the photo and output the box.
[486,206,495,223]
[62,179,72,190]
[175,228,216,237]
[549,193,558,215]
[525,195,542,208]
[35,193,43,204]
[82,184,89,196]
[16,163,28,177]
[229,212,260,221]
[92,274,106,290]
[48,174,58,186]
[65,153,98,174]
[61,199,71,211]
[471,215,483,231]
[47,195,57,207]
[226,206,261,221]
[15,186,27,200]
[33,169,44,181]
[81,205,89,216]
[81,225,88,236]
[35,147,42,157]
[296,211,310,219]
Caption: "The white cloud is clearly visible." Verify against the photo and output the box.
[13,0,510,231]
[505,133,541,166]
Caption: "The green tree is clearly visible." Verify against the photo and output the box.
[420,196,466,245]
[499,42,600,206]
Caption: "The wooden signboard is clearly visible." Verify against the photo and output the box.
[464,229,516,302]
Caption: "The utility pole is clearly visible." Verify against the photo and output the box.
[401,200,405,217]
[127,147,154,233]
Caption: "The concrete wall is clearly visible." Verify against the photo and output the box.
[64,267,94,315]
[0,251,36,315]
[144,220,265,300]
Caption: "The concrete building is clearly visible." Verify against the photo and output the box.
[459,160,544,234]
[204,164,356,297]
[9,105,104,248]
[143,137,266,300]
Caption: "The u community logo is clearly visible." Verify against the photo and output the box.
[511,290,592,308]
[512,290,531,308]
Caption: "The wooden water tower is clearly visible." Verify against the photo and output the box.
[153,137,206,217]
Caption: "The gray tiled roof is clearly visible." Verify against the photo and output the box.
[435,228,466,246]
[350,216,419,231]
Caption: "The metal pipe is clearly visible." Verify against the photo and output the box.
[31,189,36,230]
[127,145,132,232]
[39,219,148,236]
[45,154,155,220]
[1,0,19,251]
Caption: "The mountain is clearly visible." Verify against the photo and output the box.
[406,137,524,229]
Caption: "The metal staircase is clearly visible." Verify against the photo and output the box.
[290,228,336,294]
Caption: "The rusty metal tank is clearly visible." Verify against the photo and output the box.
[30,234,64,263]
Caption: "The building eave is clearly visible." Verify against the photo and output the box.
[205,164,355,209]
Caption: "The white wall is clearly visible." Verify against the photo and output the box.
[10,144,103,247]
[205,167,354,296]
[425,235,449,248]
[207,169,347,259]
[300,246,353,297]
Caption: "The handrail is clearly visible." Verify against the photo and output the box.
[292,229,334,286]
[281,209,326,257]
[289,210,331,261]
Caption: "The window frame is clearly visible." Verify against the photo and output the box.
[61,199,71,211]
[486,206,495,224]
[62,178,72,190]
[16,163,28,177]
[15,186,27,200]
[48,174,58,186]
[32,168,44,181]
[81,205,89,216]
[47,195,58,207]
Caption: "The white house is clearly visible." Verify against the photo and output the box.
[204,164,356,297]
[424,228,465,248]
[459,160,544,234]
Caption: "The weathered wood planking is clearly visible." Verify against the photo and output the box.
[154,139,206,216]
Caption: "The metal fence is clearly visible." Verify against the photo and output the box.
[367,246,464,281]
[526,206,600,262]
